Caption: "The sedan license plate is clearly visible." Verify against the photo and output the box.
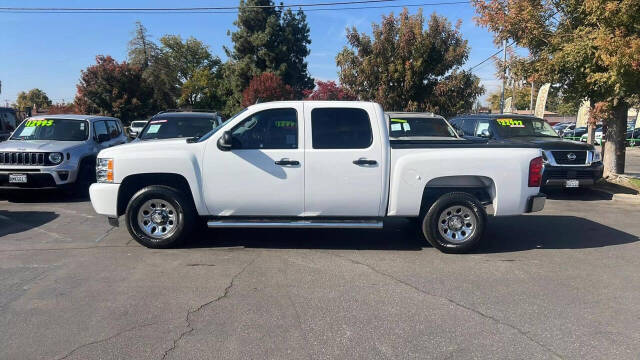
[565,179,579,188]
[8,174,27,183]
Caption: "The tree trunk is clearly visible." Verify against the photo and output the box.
[602,99,628,176]
[586,123,595,145]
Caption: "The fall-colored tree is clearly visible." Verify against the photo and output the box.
[304,81,356,101]
[45,103,80,115]
[472,0,640,175]
[75,55,153,123]
[241,73,294,107]
[336,9,484,117]
[15,89,52,111]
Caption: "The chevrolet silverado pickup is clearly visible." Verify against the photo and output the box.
[89,101,545,253]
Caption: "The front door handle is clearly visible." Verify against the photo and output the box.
[275,158,300,166]
[353,158,377,166]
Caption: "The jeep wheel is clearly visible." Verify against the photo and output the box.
[420,192,486,253]
[125,185,195,248]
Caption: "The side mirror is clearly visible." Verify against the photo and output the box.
[480,129,491,138]
[217,131,232,151]
[96,133,110,143]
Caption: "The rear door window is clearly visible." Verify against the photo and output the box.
[94,121,109,139]
[311,108,372,149]
[106,120,121,138]
[461,118,477,136]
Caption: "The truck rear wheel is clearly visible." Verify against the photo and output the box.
[125,185,195,248]
[421,192,486,253]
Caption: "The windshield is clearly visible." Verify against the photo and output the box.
[139,116,218,140]
[198,108,247,142]
[493,117,559,138]
[11,119,89,141]
[131,121,147,128]
[389,116,457,138]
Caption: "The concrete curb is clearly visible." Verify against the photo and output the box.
[592,186,640,203]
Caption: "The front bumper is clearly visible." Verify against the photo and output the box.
[542,162,604,187]
[526,194,546,213]
[89,182,120,218]
[0,164,80,189]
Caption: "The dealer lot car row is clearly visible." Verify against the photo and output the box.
[2,102,606,253]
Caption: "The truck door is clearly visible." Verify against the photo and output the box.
[303,104,385,217]
[202,105,305,216]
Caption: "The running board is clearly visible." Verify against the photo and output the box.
[207,219,383,229]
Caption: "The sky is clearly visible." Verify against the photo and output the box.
[0,0,507,107]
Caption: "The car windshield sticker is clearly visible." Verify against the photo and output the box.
[146,124,162,134]
[18,126,36,137]
[80,123,85,130]
[390,118,407,123]
[150,119,167,124]
[390,123,402,131]
[25,119,54,127]
[497,118,525,127]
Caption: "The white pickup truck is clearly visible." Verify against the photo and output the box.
[89,101,545,253]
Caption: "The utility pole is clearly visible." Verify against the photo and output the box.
[500,39,507,114]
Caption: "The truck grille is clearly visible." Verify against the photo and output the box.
[551,150,587,165]
[0,152,46,166]
[545,169,594,179]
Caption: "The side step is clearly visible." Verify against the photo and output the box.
[207,219,383,229]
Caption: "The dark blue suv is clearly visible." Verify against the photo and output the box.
[449,114,604,189]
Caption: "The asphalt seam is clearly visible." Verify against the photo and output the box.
[160,253,260,360]
[324,251,564,360]
[55,322,156,360]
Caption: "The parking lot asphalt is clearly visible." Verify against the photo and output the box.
[1,188,639,360]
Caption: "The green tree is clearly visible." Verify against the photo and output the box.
[336,9,484,117]
[225,0,314,113]
[75,55,152,123]
[15,89,52,111]
[472,0,640,175]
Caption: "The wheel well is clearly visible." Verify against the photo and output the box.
[419,176,495,216]
[117,173,194,216]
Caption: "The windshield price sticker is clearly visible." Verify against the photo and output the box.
[390,118,408,123]
[497,118,525,128]
[25,119,54,127]
[150,120,167,124]
[146,124,162,134]
[275,120,296,128]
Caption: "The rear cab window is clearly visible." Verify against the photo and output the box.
[311,108,372,149]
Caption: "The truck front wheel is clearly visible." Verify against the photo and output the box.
[125,185,195,248]
[421,192,486,253]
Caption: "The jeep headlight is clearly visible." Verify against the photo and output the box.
[48,152,63,164]
[592,150,602,162]
[96,158,114,183]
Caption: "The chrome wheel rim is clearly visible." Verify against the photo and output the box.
[437,205,476,243]
[137,199,178,240]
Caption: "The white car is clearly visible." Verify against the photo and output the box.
[580,128,603,144]
[127,120,148,138]
[89,101,545,253]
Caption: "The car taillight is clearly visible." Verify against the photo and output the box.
[528,156,543,187]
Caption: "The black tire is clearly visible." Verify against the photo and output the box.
[420,192,486,253]
[125,185,195,248]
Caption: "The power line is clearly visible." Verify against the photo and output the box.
[467,41,514,71]
[0,1,469,13]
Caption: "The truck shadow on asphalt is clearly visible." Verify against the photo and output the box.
[0,210,59,237]
[543,188,613,201]
[0,189,89,203]
[185,216,638,253]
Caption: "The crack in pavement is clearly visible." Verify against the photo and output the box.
[55,322,156,360]
[160,253,260,360]
[324,251,563,360]
[94,226,117,242]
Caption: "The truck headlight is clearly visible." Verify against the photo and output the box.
[48,152,63,164]
[593,150,602,162]
[96,158,114,183]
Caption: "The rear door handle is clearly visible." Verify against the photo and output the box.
[353,158,377,166]
[275,158,300,166]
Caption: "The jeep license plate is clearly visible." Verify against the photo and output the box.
[9,174,27,183]
[565,179,579,188]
